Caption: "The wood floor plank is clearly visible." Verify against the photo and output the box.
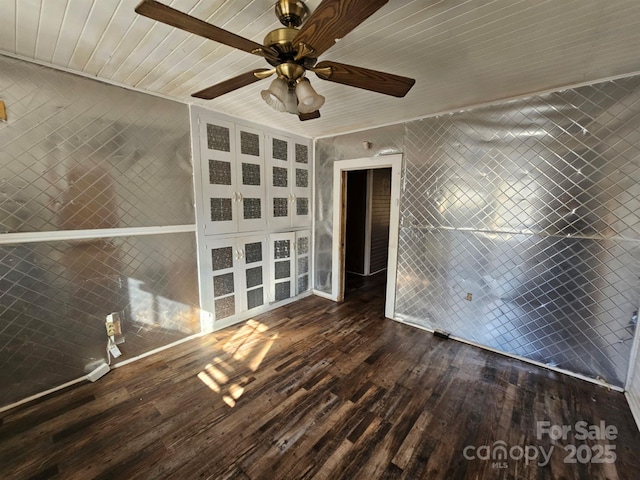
[2,272,639,479]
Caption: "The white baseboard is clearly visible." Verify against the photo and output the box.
[312,289,335,301]
[391,315,625,393]
[0,376,88,413]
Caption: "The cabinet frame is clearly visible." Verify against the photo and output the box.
[191,107,314,331]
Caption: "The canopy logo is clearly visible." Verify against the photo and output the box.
[463,441,553,468]
[463,421,618,469]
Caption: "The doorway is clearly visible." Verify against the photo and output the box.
[331,155,402,319]
[344,168,392,298]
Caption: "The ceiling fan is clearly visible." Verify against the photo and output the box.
[135,0,415,121]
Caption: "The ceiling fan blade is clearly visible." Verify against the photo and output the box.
[192,69,272,100]
[292,0,388,58]
[299,110,321,121]
[314,61,415,97]
[135,0,276,58]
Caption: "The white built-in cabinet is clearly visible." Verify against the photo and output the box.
[193,107,312,328]
[199,119,267,235]
[266,133,311,230]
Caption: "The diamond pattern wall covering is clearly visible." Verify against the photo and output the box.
[399,78,640,386]
[0,56,194,233]
[315,76,640,386]
[0,57,199,408]
[0,233,199,406]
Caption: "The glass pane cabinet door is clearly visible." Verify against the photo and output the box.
[236,125,267,233]
[240,236,268,312]
[205,238,242,322]
[292,141,311,228]
[267,134,293,230]
[269,232,295,302]
[203,236,267,323]
[295,230,311,295]
[200,119,237,235]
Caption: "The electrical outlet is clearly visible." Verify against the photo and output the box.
[105,312,122,338]
[105,322,116,336]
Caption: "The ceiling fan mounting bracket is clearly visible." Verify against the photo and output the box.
[275,0,310,28]
[251,47,279,62]
[253,68,277,80]
[294,43,315,62]
[310,66,333,79]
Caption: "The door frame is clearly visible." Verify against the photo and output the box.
[331,154,402,319]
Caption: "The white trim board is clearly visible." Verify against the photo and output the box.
[331,154,402,319]
[313,289,334,300]
[0,330,206,413]
[0,224,196,245]
[363,169,373,275]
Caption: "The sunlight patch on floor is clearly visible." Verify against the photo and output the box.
[197,319,277,407]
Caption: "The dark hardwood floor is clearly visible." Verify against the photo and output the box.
[2,272,639,479]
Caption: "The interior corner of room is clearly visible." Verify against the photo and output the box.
[2,0,640,478]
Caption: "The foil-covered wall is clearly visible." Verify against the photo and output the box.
[0,56,194,232]
[0,56,199,407]
[315,124,404,293]
[315,76,640,387]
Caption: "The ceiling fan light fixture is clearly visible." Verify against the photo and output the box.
[284,90,299,114]
[135,0,415,122]
[276,62,306,82]
[261,77,289,111]
[296,79,325,113]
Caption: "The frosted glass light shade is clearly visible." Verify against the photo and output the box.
[261,77,289,111]
[295,79,325,114]
[284,90,298,114]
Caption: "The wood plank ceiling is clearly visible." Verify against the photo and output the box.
[1,0,640,138]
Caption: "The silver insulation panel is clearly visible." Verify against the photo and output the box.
[316,76,640,386]
[0,56,194,233]
[0,233,200,406]
[0,56,198,407]
[315,124,404,293]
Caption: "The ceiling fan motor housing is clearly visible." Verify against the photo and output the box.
[263,27,317,69]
